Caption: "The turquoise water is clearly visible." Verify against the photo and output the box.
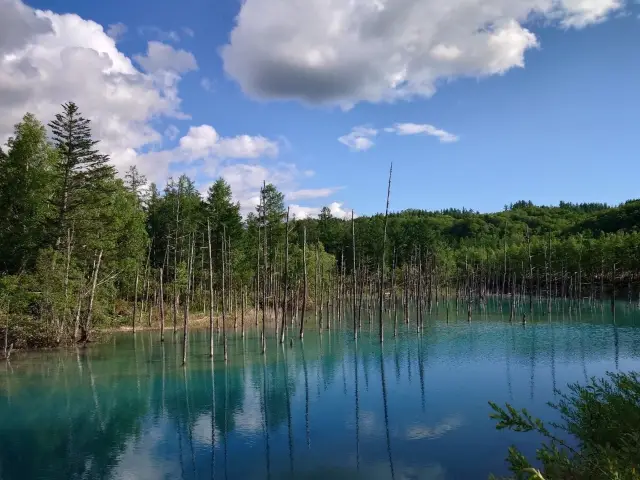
[2,303,640,479]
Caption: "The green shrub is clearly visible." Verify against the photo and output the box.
[489,372,640,480]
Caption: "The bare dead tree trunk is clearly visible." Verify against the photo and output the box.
[392,247,397,337]
[173,232,178,337]
[315,243,319,327]
[133,267,139,334]
[280,207,290,344]
[319,259,324,329]
[160,267,165,342]
[82,249,103,343]
[300,227,308,339]
[140,240,152,325]
[352,210,358,339]
[61,226,74,343]
[502,221,508,298]
[222,227,228,362]
[340,249,345,325]
[526,226,533,315]
[73,277,85,342]
[230,236,236,331]
[547,232,552,314]
[148,285,155,328]
[611,262,617,313]
[207,219,214,357]
[510,270,515,322]
[242,285,246,339]
[378,163,393,344]
[261,183,267,355]
[256,213,261,329]
[182,236,194,366]
[416,247,422,330]
[3,307,9,359]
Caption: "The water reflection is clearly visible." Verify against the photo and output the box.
[1,302,640,479]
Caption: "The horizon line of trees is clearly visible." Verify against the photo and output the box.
[2,103,640,351]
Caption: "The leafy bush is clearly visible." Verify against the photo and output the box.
[489,371,640,480]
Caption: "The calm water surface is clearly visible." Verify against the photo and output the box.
[2,302,640,480]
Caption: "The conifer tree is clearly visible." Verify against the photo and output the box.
[48,102,115,248]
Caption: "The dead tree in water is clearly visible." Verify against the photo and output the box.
[82,249,102,343]
[392,247,397,337]
[611,262,617,313]
[526,226,533,314]
[182,237,194,366]
[147,285,154,328]
[319,259,325,329]
[255,209,261,330]
[509,270,515,322]
[378,162,393,344]
[230,236,235,332]
[299,227,308,340]
[132,267,139,333]
[241,285,246,338]
[415,247,422,330]
[546,232,552,314]
[139,240,151,325]
[207,219,214,357]
[261,183,267,355]
[280,207,290,344]
[315,243,319,327]
[502,220,508,299]
[352,210,357,338]
[159,267,165,342]
[173,232,178,337]
[222,227,228,362]
[465,255,472,321]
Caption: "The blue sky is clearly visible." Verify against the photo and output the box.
[2,0,639,217]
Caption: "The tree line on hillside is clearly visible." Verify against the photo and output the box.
[2,103,640,353]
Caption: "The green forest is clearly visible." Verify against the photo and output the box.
[2,103,640,350]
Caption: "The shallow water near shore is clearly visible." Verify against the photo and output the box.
[2,301,640,480]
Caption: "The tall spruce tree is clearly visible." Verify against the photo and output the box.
[48,102,115,249]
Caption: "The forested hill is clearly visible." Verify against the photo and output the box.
[299,199,640,261]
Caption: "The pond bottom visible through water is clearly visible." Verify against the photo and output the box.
[1,303,640,480]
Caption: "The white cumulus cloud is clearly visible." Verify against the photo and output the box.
[338,126,378,151]
[286,187,341,201]
[385,123,459,143]
[179,124,219,158]
[289,201,352,219]
[221,0,623,108]
[179,125,279,160]
[217,134,279,159]
[340,122,458,150]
